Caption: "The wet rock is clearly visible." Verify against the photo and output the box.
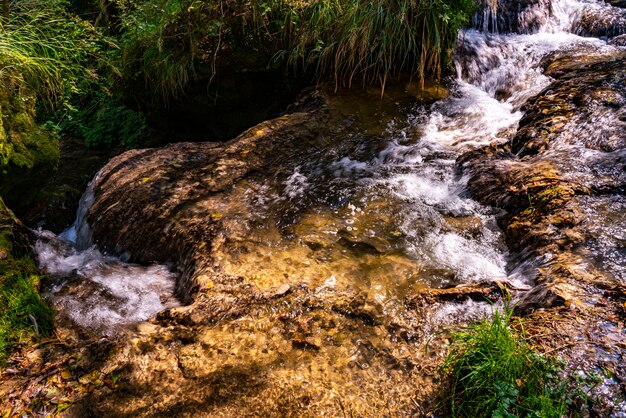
[514,54,626,155]
[70,282,447,417]
[472,0,553,34]
[65,86,501,416]
[265,284,293,299]
[86,102,336,314]
[87,85,452,303]
[409,280,514,306]
[609,33,626,45]
[443,215,484,237]
[539,46,618,78]
[461,52,626,313]
[458,51,626,415]
[571,5,626,39]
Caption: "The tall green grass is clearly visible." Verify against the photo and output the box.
[253,0,477,90]
[444,309,578,417]
[118,0,478,102]
[0,1,149,149]
[118,0,199,103]
[0,0,113,108]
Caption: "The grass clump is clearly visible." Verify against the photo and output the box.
[254,0,477,89]
[444,309,579,418]
[0,271,54,361]
[117,0,478,103]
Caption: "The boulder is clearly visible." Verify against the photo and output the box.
[472,0,553,34]
[571,5,626,38]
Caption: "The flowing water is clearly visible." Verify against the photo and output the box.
[35,178,180,336]
[34,0,623,334]
[214,0,621,301]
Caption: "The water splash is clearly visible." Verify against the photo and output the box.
[59,175,96,250]
[36,175,180,336]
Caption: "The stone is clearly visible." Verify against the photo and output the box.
[461,53,626,311]
[571,5,626,38]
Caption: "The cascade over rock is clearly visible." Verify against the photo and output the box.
[473,0,554,34]
[460,51,626,407]
[4,0,626,414]
[68,84,518,415]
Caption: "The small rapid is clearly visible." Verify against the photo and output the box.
[234,0,624,301]
[35,178,180,336]
[33,0,624,335]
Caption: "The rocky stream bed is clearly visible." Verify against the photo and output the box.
[1,0,626,415]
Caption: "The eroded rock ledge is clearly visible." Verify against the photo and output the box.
[73,89,471,416]
[36,54,626,414]
[460,50,626,413]
[88,91,329,302]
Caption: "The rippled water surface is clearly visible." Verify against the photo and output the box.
[34,0,624,333]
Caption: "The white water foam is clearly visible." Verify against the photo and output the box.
[36,176,179,335]
[311,0,622,293]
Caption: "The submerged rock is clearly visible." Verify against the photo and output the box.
[64,86,492,416]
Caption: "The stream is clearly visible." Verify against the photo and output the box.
[35,178,180,336]
[34,0,623,361]
[19,0,626,414]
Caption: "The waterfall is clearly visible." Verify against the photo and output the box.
[35,173,180,336]
[59,173,97,250]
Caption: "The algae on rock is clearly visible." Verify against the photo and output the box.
[0,80,60,213]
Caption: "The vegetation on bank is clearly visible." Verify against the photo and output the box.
[444,309,587,417]
[0,0,147,152]
[0,199,53,362]
[117,0,478,102]
[2,0,479,149]
[0,0,479,153]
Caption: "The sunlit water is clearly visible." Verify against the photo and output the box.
[34,0,623,333]
[215,0,619,299]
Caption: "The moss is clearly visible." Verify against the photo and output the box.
[0,82,60,211]
[0,197,53,362]
[527,185,575,215]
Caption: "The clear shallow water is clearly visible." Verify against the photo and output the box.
[34,0,622,333]
[215,0,623,311]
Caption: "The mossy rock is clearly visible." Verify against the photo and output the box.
[0,81,60,213]
[0,196,52,361]
[0,196,35,262]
